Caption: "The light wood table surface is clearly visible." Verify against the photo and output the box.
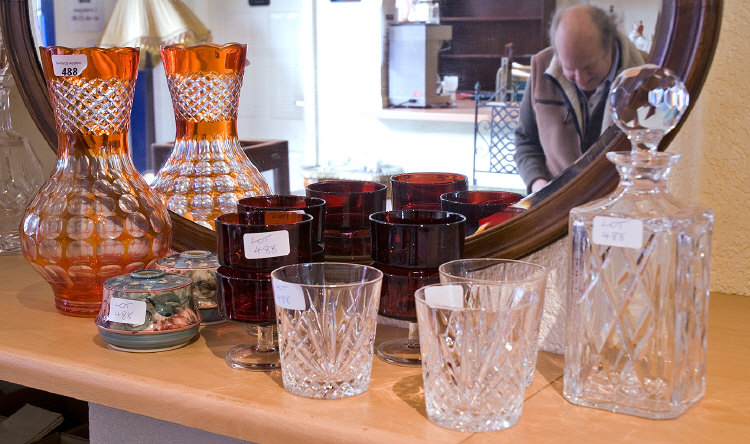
[0,255,748,443]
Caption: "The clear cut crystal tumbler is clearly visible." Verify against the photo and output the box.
[416,282,538,432]
[152,43,270,229]
[22,47,172,316]
[565,65,713,419]
[272,262,383,399]
[438,258,547,386]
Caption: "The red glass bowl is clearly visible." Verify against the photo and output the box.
[440,190,524,234]
[390,172,468,211]
[216,265,275,324]
[373,263,440,321]
[215,212,313,270]
[370,210,465,321]
[369,210,465,269]
[238,195,326,261]
[305,180,386,231]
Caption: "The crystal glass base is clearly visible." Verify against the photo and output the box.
[55,296,103,317]
[376,338,421,366]
[426,408,521,433]
[564,392,701,420]
[281,372,372,400]
[225,343,280,371]
[0,233,20,254]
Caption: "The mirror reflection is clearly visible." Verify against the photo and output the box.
[27,0,660,199]
[514,4,651,194]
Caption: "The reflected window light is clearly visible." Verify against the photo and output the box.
[142,172,155,186]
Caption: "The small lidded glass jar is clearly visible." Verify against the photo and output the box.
[95,269,201,352]
[156,250,221,324]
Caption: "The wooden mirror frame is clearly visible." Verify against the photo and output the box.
[1,0,722,256]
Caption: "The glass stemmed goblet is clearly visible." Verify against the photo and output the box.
[215,211,313,370]
[369,209,465,366]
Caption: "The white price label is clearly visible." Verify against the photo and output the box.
[243,230,291,259]
[51,54,88,77]
[424,285,464,309]
[272,280,306,310]
[107,297,147,325]
[592,216,643,249]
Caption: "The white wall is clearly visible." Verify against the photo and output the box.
[52,0,117,47]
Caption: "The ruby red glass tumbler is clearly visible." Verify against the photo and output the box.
[306,180,386,259]
[440,190,524,234]
[369,209,465,366]
[215,211,313,370]
[238,195,326,261]
[390,172,468,211]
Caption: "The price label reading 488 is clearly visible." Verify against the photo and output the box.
[51,54,88,77]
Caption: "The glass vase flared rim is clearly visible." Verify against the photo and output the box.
[270,262,384,290]
[160,42,247,51]
[40,45,140,56]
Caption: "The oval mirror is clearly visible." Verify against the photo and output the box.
[0,0,721,257]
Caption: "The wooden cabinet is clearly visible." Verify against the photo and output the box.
[438,0,555,92]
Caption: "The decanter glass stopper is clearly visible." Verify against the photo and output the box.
[608,64,690,152]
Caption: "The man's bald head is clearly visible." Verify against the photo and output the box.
[549,5,616,93]
[550,5,616,55]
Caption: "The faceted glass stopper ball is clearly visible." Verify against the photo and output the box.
[609,64,689,151]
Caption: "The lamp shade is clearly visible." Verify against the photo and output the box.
[99,0,211,66]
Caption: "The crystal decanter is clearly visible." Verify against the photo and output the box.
[0,31,45,253]
[152,43,271,229]
[565,65,713,419]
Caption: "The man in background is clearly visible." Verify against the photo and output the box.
[514,5,646,193]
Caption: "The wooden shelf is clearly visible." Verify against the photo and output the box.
[1,255,749,442]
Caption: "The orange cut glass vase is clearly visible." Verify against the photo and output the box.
[152,43,271,229]
[21,47,172,317]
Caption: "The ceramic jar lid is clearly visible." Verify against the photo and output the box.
[103,269,192,294]
[156,250,220,271]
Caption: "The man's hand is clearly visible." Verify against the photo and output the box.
[531,178,548,193]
